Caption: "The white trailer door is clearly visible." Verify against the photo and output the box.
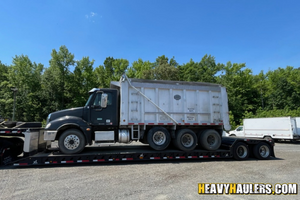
[293,118,300,138]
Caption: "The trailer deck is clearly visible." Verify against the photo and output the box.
[12,145,232,166]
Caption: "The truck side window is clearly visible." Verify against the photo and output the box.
[107,93,112,106]
[93,93,112,106]
[93,93,102,106]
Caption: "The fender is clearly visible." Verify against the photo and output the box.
[44,116,92,144]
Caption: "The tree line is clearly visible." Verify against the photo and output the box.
[1,45,299,127]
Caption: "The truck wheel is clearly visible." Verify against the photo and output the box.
[233,142,249,160]
[253,142,271,160]
[199,129,221,151]
[174,129,197,152]
[147,127,171,150]
[58,129,86,154]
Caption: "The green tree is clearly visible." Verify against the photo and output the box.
[49,45,75,109]
[68,57,96,107]
[217,62,260,125]
[127,58,153,79]
[151,55,179,80]
[95,57,129,88]
[6,55,44,121]
[265,67,300,110]
[0,61,12,119]
[179,55,222,83]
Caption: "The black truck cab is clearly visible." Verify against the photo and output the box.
[44,88,119,154]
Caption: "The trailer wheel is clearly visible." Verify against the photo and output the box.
[199,129,221,151]
[147,127,171,150]
[58,129,86,154]
[174,129,197,152]
[233,142,249,160]
[253,142,271,160]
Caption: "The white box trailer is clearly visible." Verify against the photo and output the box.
[111,77,231,130]
[241,117,300,141]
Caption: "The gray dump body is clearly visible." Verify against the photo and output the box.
[111,77,231,131]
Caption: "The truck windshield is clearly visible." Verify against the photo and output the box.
[85,94,94,106]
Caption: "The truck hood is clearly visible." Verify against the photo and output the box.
[48,107,83,123]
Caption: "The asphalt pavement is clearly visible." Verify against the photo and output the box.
[1,142,300,200]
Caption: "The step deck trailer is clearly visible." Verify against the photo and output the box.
[1,127,275,167]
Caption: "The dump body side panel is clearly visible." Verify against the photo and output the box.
[114,78,230,130]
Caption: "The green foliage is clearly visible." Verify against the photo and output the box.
[94,57,129,88]
[179,55,222,83]
[217,62,260,125]
[1,46,299,126]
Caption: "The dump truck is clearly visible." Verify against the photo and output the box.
[44,75,231,154]
[0,76,275,166]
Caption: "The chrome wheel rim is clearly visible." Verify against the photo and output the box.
[259,145,270,158]
[153,131,166,145]
[236,145,248,158]
[64,135,80,150]
[207,135,216,145]
[181,133,194,147]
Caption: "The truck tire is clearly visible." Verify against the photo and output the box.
[174,129,197,152]
[147,127,171,150]
[140,135,149,144]
[233,142,249,160]
[199,129,221,151]
[253,142,271,160]
[58,129,86,154]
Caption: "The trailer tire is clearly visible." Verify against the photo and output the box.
[58,129,86,154]
[147,127,171,150]
[174,129,197,152]
[199,129,221,151]
[253,142,271,160]
[233,142,249,160]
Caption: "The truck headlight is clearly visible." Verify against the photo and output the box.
[45,123,51,129]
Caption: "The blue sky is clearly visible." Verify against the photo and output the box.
[1,0,299,74]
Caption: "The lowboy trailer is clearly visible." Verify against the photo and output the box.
[0,125,275,167]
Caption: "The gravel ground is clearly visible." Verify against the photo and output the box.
[1,142,300,200]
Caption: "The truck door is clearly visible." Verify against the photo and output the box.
[90,91,117,130]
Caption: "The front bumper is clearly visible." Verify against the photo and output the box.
[44,130,57,141]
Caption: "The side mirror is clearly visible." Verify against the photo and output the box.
[101,93,108,108]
